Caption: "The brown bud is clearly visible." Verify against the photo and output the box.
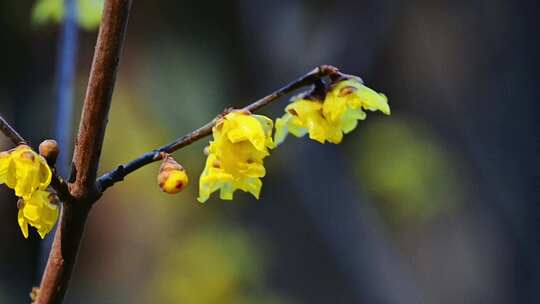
[39,139,59,165]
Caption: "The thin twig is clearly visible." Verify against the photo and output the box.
[0,114,26,145]
[96,65,341,192]
[36,1,132,303]
[0,114,71,201]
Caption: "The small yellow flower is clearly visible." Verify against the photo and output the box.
[198,111,274,202]
[323,78,390,133]
[18,190,59,239]
[274,97,343,145]
[0,145,52,199]
[275,77,390,145]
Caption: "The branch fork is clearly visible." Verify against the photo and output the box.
[0,1,343,301]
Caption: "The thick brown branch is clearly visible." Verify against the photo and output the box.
[36,1,132,303]
[0,114,26,145]
[35,200,90,304]
[50,172,71,202]
[96,65,341,192]
[70,0,132,199]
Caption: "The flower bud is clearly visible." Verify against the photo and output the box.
[157,154,188,194]
[39,140,59,166]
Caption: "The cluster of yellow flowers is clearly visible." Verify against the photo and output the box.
[0,145,59,238]
[194,77,389,202]
[0,75,388,238]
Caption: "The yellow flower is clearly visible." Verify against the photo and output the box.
[18,190,59,239]
[323,78,390,134]
[274,97,343,145]
[275,78,390,145]
[198,112,274,202]
[0,145,52,199]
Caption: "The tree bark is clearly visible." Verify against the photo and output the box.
[35,1,132,303]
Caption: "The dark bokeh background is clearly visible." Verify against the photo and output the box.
[1,1,538,303]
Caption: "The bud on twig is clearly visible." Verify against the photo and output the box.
[157,153,188,194]
[39,139,59,166]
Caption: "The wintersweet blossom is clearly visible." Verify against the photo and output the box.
[275,77,390,145]
[198,111,274,202]
[0,145,58,238]
[18,190,59,239]
[274,97,343,144]
[323,77,390,134]
[0,145,51,199]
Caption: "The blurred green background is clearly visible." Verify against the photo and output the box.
[0,0,538,303]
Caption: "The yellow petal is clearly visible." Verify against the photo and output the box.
[38,156,52,190]
[224,112,267,152]
[18,190,59,238]
[198,112,273,202]
[286,99,333,143]
[340,108,366,134]
[332,79,390,115]
[239,177,262,199]
[37,229,48,239]
[11,154,40,198]
[350,86,390,115]
[4,146,52,198]
[219,183,235,200]
[322,94,348,123]
[18,208,29,239]
[0,151,11,184]
[274,113,292,145]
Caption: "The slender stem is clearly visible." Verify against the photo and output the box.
[96,65,340,192]
[40,0,80,280]
[36,1,132,303]
[0,114,26,145]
